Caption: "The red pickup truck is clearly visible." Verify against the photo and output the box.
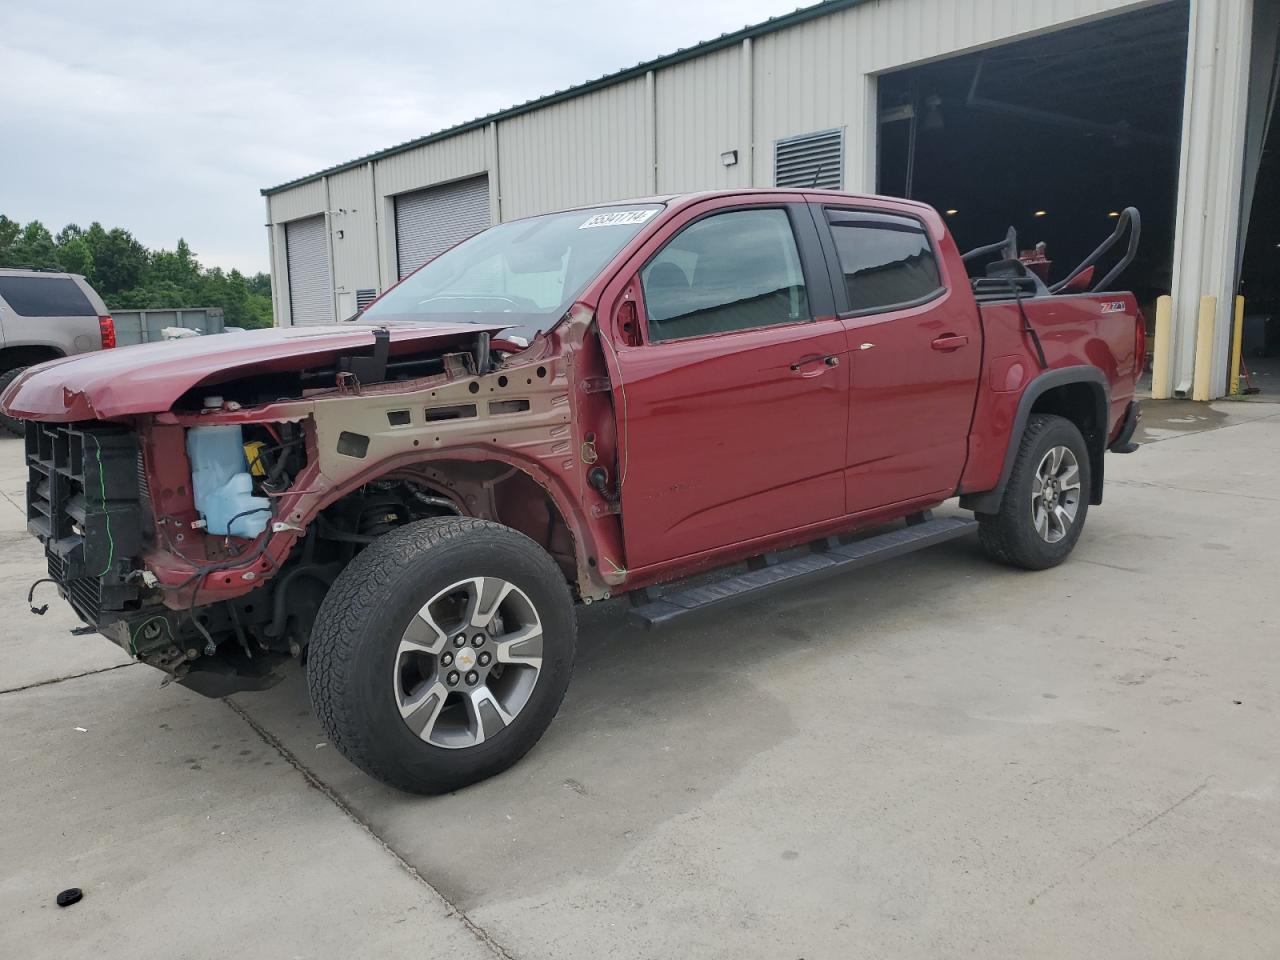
[2,190,1142,793]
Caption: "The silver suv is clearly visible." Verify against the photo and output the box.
[0,268,114,435]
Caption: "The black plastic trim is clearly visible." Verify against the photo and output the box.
[810,203,947,318]
[959,366,1109,514]
[630,516,978,628]
[1109,400,1141,453]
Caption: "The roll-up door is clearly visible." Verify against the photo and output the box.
[285,215,333,325]
[395,175,490,279]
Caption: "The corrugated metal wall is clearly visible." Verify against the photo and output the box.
[497,77,652,220]
[326,164,380,319]
[268,179,325,223]
[655,44,748,193]
[265,0,1154,325]
[375,128,488,197]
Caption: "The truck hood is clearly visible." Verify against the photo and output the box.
[0,322,507,421]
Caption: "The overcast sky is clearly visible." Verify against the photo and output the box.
[0,0,801,275]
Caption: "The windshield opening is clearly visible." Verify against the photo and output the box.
[362,203,663,339]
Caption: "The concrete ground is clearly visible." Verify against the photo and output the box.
[2,400,1278,959]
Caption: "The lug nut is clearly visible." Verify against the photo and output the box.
[471,634,485,647]
[465,671,479,686]
[441,652,453,666]
[447,671,460,685]
[453,635,466,648]
[477,651,491,667]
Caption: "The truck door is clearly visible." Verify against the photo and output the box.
[602,198,848,571]
[811,202,982,514]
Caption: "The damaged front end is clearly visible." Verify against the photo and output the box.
[25,414,326,696]
[14,314,620,697]
[12,323,504,696]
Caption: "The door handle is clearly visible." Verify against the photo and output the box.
[931,334,969,351]
[789,354,841,372]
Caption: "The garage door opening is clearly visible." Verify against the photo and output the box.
[395,175,491,279]
[877,2,1189,319]
[1238,40,1280,394]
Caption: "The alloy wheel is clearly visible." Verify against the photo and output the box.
[393,576,543,749]
[1031,445,1081,544]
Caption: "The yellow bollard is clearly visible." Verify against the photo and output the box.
[1151,295,1173,399]
[1191,296,1216,402]
[1229,295,1245,396]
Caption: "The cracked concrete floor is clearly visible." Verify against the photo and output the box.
[2,400,1278,959]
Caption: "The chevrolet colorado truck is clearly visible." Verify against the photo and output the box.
[1,190,1143,793]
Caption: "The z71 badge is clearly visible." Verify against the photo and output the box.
[1100,301,1127,313]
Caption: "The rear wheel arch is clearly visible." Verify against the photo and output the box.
[961,367,1109,514]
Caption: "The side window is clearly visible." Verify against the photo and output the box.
[0,276,96,318]
[826,210,943,313]
[641,208,809,342]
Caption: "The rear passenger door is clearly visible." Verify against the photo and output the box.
[603,197,848,571]
[812,202,982,514]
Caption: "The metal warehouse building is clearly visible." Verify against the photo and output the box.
[262,0,1280,400]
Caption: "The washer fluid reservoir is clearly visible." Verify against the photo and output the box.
[186,424,271,538]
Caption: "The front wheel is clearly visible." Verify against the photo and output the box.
[977,414,1091,570]
[307,517,576,794]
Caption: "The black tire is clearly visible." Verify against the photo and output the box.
[977,414,1091,571]
[0,367,27,437]
[307,517,576,794]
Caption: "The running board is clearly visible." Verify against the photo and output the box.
[628,516,979,628]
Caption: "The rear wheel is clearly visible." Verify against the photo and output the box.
[307,517,576,794]
[977,414,1090,570]
[0,367,27,436]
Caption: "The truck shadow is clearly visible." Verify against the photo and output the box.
[230,536,990,911]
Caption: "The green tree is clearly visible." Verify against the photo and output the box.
[86,227,149,295]
[246,272,271,297]
[3,210,275,328]
[56,237,94,276]
[0,220,61,269]
[0,215,20,263]
[55,223,84,246]
[151,238,201,288]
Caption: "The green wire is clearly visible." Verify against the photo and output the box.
[90,434,115,577]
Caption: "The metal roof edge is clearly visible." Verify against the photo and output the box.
[261,0,869,197]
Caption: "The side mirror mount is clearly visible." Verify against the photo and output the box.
[617,295,641,348]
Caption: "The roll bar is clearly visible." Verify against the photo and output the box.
[961,207,1142,295]
[961,226,1019,265]
[1049,206,1141,294]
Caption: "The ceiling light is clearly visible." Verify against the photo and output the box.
[1034,210,1048,218]
[945,209,958,216]
[1108,211,1121,218]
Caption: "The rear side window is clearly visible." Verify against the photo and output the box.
[641,208,809,342]
[0,276,96,317]
[826,210,943,313]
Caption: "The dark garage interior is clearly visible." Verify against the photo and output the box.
[1239,61,1280,387]
[876,2,1189,318]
